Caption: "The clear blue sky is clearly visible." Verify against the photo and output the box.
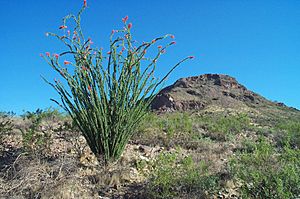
[1,0,300,114]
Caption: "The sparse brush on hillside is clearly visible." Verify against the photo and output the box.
[230,137,300,199]
[2,105,300,198]
[0,111,14,145]
[136,111,254,148]
[21,107,67,122]
[17,107,68,156]
[145,150,220,199]
[20,109,55,155]
[195,113,252,141]
[274,120,300,149]
[135,112,194,147]
[41,1,193,164]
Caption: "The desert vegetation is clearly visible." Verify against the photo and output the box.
[1,106,300,198]
[1,1,300,199]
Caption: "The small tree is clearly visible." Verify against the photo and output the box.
[41,1,193,164]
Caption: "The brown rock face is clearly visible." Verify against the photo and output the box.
[150,74,280,112]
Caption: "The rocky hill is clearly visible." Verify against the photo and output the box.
[151,74,296,113]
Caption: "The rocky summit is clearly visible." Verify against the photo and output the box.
[151,74,294,112]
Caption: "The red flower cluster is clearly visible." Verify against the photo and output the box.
[122,16,128,23]
[64,60,71,65]
[128,23,132,29]
[88,38,93,44]
[59,25,67,29]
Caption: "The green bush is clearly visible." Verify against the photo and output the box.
[136,112,162,132]
[275,120,300,149]
[0,111,14,144]
[159,112,193,137]
[0,111,14,133]
[20,109,53,154]
[21,107,66,122]
[147,151,219,198]
[42,3,192,164]
[197,113,251,141]
[135,112,196,148]
[230,138,300,199]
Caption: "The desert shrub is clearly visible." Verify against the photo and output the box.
[157,112,194,148]
[238,138,257,153]
[21,107,66,122]
[146,151,220,198]
[136,112,161,132]
[158,112,193,137]
[21,109,46,126]
[41,2,192,164]
[230,138,300,199]
[274,120,300,149]
[42,107,68,121]
[20,109,54,154]
[133,112,164,145]
[196,113,251,141]
[135,112,197,148]
[0,111,14,145]
[0,111,14,133]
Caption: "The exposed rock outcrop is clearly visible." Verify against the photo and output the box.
[151,74,290,112]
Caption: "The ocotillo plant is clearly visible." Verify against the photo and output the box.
[41,1,194,164]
